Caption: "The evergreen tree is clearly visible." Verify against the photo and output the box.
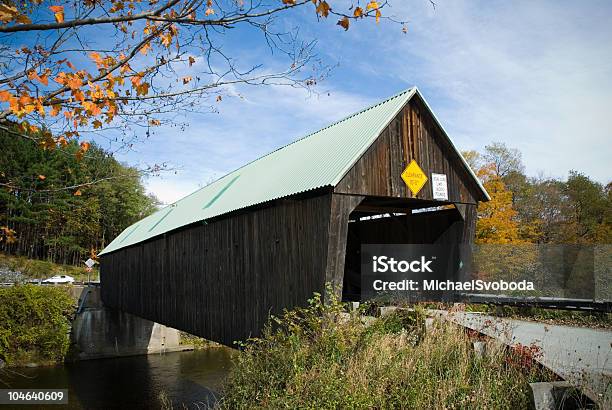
[0,128,158,264]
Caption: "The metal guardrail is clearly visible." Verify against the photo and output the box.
[458,293,611,313]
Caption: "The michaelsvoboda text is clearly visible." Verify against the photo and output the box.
[371,279,536,292]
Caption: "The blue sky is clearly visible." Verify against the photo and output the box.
[110,0,612,204]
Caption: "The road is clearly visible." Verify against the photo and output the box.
[437,311,611,404]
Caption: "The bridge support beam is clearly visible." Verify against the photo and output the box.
[324,194,364,301]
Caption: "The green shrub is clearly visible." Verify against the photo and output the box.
[0,285,75,366]
[220,291,553,409]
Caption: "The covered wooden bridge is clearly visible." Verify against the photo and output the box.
[99,87,489,345]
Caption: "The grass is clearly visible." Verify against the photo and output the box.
[219,291,555,409]
[0,252,97,282]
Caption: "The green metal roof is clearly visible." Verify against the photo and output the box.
[100,87,488,255]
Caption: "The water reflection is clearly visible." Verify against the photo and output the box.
[2,348,235,409]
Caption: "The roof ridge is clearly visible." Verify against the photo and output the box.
[290,87,414,144]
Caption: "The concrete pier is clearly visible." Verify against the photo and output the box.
[70,286,189,360]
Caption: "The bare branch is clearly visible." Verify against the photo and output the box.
[0,0,181,33]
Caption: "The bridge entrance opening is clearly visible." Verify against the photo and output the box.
[341,198,466,302]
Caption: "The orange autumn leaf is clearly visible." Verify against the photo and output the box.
[136,82,149,96]
[160,32,173,47]
[366,1,379,11]
[316,1,330,17]
[80,141,91,152]
[130,74,143,87]
[19,94,33,106]
[0,90,11,102]
[38,72,49,86]
[28,70,49,86]
[72,89,85,102]
[49,5,64,23]
[120,62,132,74]
[188,56,196,66]
[8,98,20,114]
[216,95,222,102]
[50,104,61,116]
[182,76,192,85]
[54,72,67,85]
[205,7,214,16]
[375,9,381,23]
[353,6,363,18]
[74,189,82,196]
[0,226,17,244]
[66,75,82,90]
[82,101,102,116]
[57,136,68,146]
[89,52,103,66]
[34,98,45,116]
[0,4,18,23]
[337,16,349,30]
[140,42,151,55]
[15,13,31,24]
[38,175,46,180]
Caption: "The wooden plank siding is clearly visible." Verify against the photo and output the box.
[101,193,334,346]
[335,95,482,204]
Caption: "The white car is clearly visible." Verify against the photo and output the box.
[42,275,75,284]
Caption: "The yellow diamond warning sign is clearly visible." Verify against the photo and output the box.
[401,160,428,196]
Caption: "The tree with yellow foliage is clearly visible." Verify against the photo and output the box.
[474,164,523,244]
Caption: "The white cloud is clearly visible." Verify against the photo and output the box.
[128,84,372,204]
[377,0,612,182]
